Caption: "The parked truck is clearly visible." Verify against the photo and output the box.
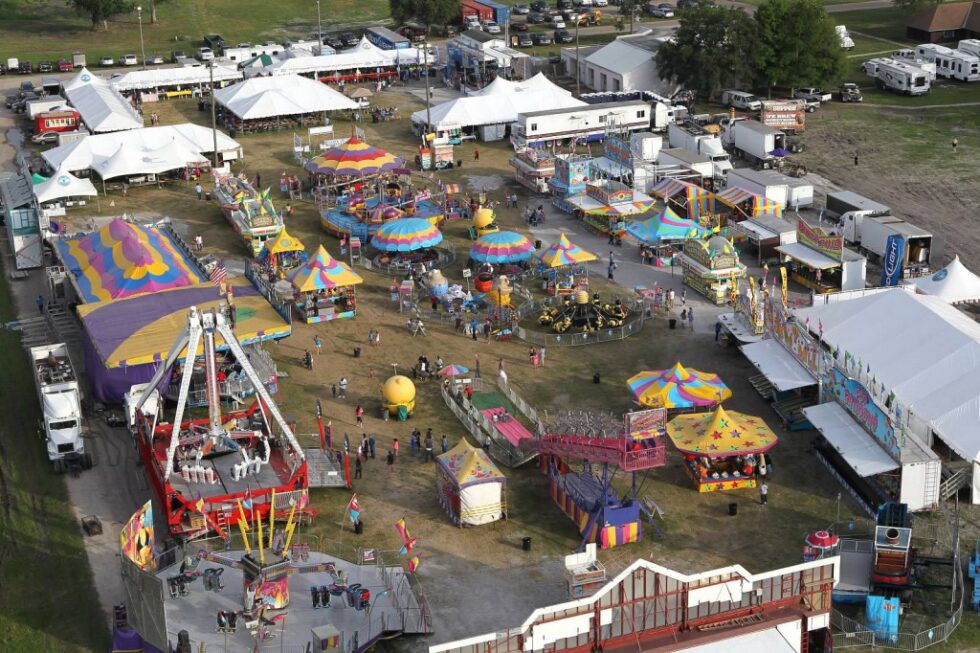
[863,58,931,95]
[839,211,933,275]
[666,122,732,178]
[726,168,814,209]
[30,343,89,473]
[71,51,87,68]
[836,25,855,50]
[721,119,789,169]
[657,147,714,180]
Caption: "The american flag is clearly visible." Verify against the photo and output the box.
[209,262,228,285]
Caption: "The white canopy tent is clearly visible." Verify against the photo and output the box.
[214,75,357,120]
[413,83,586,133]
[264,36,421,77]
[913,256,980,305]
[796,289,980,465]
[109,65,243,92]
[94,142,195,179]
[33,169,98,204]
[63,68,143,133]
[468,72,564,97]
[42,124,242,173]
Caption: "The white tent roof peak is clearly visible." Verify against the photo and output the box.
[33,168,98,204]
[213,74,357,120]
[63,67,105,92]
[913,255,980,305]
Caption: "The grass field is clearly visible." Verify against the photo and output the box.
[0,0,389,62]
[0,277,107,650]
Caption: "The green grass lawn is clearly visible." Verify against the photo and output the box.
[839,7,917,44]
[0,277,107,651]
[0,0,389,62]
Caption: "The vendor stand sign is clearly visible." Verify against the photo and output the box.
[824,368,901,461]
[764,299,820,375]
[120,500,157,572]
[798,221,843,262]
[604,136,633,167]
[625,408,667,439]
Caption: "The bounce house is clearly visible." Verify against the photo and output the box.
[436,440,507,527]
[382,375,416,420]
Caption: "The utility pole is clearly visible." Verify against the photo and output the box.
[209,63,218,169]
[316,0,323,50]
[136,6,146,71]
[575,18,581,96]
[423,42,432,133]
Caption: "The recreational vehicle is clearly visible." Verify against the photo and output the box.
[511,101,651,149]
[914,44,980,82]
[863,58,931,95]
[891,50,937,80]
[959,39,980,59]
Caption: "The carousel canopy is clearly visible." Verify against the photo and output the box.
[263,228,305,255]
[304,134,402,176]
[667,405,778,457]
[538,233,597,268]
[288,244,363,292]
[371,218,443,252]
[470,231,534,264]
[627,362,732,409]
[913,256,980,305]
[625,207,709,244]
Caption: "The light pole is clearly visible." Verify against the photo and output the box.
[136,6,146,70]
[316,0,323,48]
[423,42,431,134]
[575,18,580,96]
[209,62,219,169]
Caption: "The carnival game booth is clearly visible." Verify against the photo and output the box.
[214,75,357,134]
[714,186,782,223]
[288,245,363,323]
[371,218,445,272]
[537,233,597,297]
[625,207,709,265]
[560,180,656,237]
[913,256,980,305]
[676,236,746,305]
[213,173,285,256]
[256,228,307,278]
[775,220,866,293]
[667,405,778,493]
[436,440,507,527]
[627,362,732,411]
[730,214,797,266]
[649,177,713,223]
[510,149,556,194]
[548,153,590,200]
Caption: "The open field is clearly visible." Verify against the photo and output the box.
[0,276,107,650]
[0,0,389,62]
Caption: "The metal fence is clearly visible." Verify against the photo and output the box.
[496,376,541,432]
[440,383,536,467]
[243,258,294,324]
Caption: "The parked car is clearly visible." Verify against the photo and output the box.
[145,54,164,65]
[513,3,531,14]
[203,34,226,52]
[340,32,360,47]
[647,3,674,17]
[19,81,35,93]
[676,0,698,7]
[528,12,546,24]
[37,61,53,73]
[511,21,530,32]
[551,16,566,28]
[530,0,548,11]
[516,33,534,48]
[99,55,114,67]
[482,20,502,34]
[197,47,215,62]
[170,50,186,63]
[576,0,594,6]
[464,15,482,30]
[554,29,574,43]
[594,0,608,5]
[121,54,138,66]
[532,32,553,45]
[57,59,74,72]
[720,89,762,111]
[562,10,580,22]
[31,131,59,145]
[838,82,864,102]
[18,61,32,74]
[325,36,344,49]
[793,87,832,103]
[397,26,427,43]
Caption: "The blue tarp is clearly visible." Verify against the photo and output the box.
[866,595,900,643]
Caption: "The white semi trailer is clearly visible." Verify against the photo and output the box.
[29,343,90,472]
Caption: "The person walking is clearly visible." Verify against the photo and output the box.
[194,182,203,199]
[194,234,204,252]
[681,289,687,306]
[473,147,480,161]
[470,317,479,341]
[36,294,45,314]
[393,437,400,458]
[441,434,449,453]
[687,306,695,331]
[355,404,364,428]
[304,350,314,370]
[423,433,434,462]
[343,432,350,454]
[680,308,687,329]
[474,354,481,379]
[539,344,546,365]
[952,137,958,153]
[607,261,616,281]
[454,313,463,333]
[354,456,363,479]
[853,152,859,166]
[760,482,769,506]
[368,435,376,459]
[410,430,419,457]
[387,449,395,469]
[715,320,723,342]
[313,335,322,355]
[483,319,492,342]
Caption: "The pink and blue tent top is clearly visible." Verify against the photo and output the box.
[53,218,206,304]
[714,186,783,219]
[626,207,709,244]
[370,217,443,252]
[470,230,534,264]
[649,178,713,221]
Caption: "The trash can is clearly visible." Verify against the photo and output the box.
[534,239,542,250]
[728,502,738,517]
[353,347,361,358]
[669,318,677,329]
[593,372,601,384]
[354,519,364,534]
[522,536,532,551]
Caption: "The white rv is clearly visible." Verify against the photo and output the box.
[511,100,651,149]
[891,50,937,81]
[862,58,931,95]
[914,44,980,82]
[959,39,980,59]
[835,25,855,50]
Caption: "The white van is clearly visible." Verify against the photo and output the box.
[720,90,762,111]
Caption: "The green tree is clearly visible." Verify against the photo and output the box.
[754,0,846,94]
[66,0,134,29]
[655,5,758,101]
[619,0,638,33]
[390,0,460,31]
[893,0,942,14]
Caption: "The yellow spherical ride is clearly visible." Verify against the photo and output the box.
[382,375,416,418]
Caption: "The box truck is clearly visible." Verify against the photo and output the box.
[512,100,651,149]
[666,122,732,178]
[657,148,714,179]
[726,169,813,209]
[722,120,788,169]
[840,212,932,274]
[30,343,90,473]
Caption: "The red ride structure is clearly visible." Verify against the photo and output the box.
[127,306,312,540]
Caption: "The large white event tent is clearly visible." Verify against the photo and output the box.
[213,75,357,120]
[263,36,422,77]
[109,65,244,92]
[42,123,242,175]
[62,68,143,133]
[33,169,98,204]
[913,256,980,305]
[795,288,980,499]
[411,73,586,140]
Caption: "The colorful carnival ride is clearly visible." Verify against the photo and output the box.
[214,173,284,256]
[371,217,445,270]
[627,362,732,410]
[256,228,307,276]
[534,289,631,334]
[126,307,311,539]
[536,233,597,297]
[288,245,364,323]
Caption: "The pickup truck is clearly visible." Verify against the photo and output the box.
[793,87,832,103]
[838,82,863,102]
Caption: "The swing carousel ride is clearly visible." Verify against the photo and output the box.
[534,290,633,334]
